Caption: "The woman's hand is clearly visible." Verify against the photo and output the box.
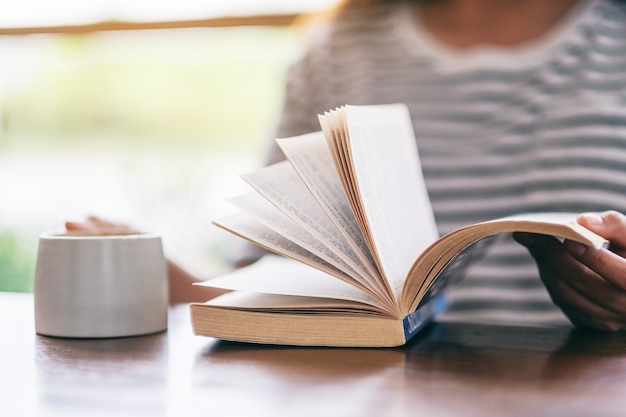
[514,211,626,331]
[65,216,139,235]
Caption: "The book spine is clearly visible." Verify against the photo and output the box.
[402,293,449,342]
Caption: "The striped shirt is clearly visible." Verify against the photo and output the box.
[270,0,626,326]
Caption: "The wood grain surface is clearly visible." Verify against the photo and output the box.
[3,291,626,417]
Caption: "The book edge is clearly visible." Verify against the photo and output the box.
[402,292,449,342]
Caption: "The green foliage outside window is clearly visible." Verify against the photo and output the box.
[0,231,36,293]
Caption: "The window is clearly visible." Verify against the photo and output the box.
[0,1,336,291]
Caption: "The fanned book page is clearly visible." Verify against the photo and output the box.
[320,105,439,302]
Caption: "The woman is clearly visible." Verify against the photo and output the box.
[264,0,626,330]
[70,0,626,330]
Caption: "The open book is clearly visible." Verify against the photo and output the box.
[190,104,607,347]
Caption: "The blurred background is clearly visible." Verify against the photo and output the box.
[0,0,337,292]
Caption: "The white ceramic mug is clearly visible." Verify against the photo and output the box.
[34,232,168,338]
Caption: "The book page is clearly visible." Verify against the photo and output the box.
[319,112,361,217]
[205,291,390,316]
[228,192,357,275]
[276,132,380,282]
[213,213,364,291]
[197,256,394,313]
[330,104,439,302]
[226,192,387,300]
[241,161,378,287]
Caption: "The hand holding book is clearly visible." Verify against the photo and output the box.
[515,211,626,332]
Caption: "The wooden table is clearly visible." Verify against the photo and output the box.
[3,291,626,417]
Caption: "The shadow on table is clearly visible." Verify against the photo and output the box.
[196,321,626,382]
[400,321,626,382]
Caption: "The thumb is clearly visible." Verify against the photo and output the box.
[577,211,626,253]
